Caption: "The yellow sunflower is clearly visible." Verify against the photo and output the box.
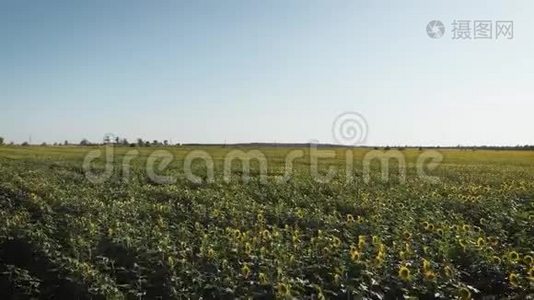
[527,266,534,281]
[332,236,342,248]
[244,242,252,255]
[458,239,467,250]
[358,235,366,249]
[261,229,271,240]
[508,251,520,262]
[346,214,355,223]
[458,287,471,300]
[491,256,502,265]
[258,272,268,285]
[523,255,533,265]
[277,283,291,297]
[207,248,215,258]
[508,272,520,288]
[398,265,410,281]
[350,247,361,262]
[476,237,485,248]
[424,271,436,281]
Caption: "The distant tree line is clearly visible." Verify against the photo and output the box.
[77,137,171,147]
[2,135,534,150]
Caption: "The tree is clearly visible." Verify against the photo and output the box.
[0,137,4,145]
[64,140,69,146]
[80,139,90,146]
[137,138,145,147]
[163,140,169,146]
[21,142,29,146]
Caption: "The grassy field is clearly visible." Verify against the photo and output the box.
[0,145,533,299]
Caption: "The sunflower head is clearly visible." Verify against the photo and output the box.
[462,224,470,232]
[523,255,533,265]
[346,214,355,223]
[350,248,361,262]
[277,283,291,296]
[476,237,485,248]
[257,213,264,223]
[436,228,444,236]
[459,287,471,300]
[261,229,271,240]
[332,236,342,248]
[207,248,215,258]
[424,271,436,281]
[488,236,498,246]
[491,255,502,265]
[244,242,252,254]
[508,251,520,262]
[233,229,241,239]
[528,267,534,280]
[358,236,366,249]
[508,272,520,287]
[258,272,268,285]
[398,265,410,281]
[403,231,412,240]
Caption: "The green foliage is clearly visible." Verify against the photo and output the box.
[0,146,533,298]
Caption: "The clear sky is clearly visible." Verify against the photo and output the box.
[1,0,533,146]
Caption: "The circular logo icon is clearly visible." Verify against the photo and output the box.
[332,112,368,146]
[426,20,445,39]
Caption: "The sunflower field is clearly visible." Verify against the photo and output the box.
[0,146,533,299]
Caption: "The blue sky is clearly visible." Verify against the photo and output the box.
[1,0,533,145]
